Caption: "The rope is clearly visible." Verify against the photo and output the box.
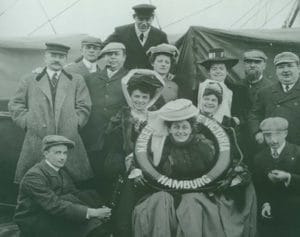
[28,0,84,36]
[0,0,20,17]
[162,0,225,29]
[259,0,295,28]
[230,0,262,27]
[37,0,57,34]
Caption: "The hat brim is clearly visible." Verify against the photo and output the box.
[275,60,297,66]
[158,107,198,122]
[199,58,239,70]
[43,141,75,151]
[46,49,68,55]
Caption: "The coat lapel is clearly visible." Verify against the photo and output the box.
[274,80,300,104]
[109,67,127,82]
[130,24,144,51]
[36,71,53,110]
[143,27,155,49]
[54,72,72,127]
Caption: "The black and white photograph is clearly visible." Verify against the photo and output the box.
[0,0,300,236]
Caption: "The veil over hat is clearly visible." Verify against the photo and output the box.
[199,48,239,70]
[121,69,165,109]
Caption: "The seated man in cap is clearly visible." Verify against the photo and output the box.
[104,4,168,69]
[8,42,93,184]
[14,135,111,237]
[81,42,128,192]
[248,51,300,146]
[65,36,102,78]
[253,117,300,237]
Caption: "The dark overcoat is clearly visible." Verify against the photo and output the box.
[248,79,300,145]
[14,160,107,237]
[253,142,300,225]
[8,68,93,183]
[82,67,128,152]
[104,23,168,69]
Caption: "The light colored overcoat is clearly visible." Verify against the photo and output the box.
[8,68,93,183]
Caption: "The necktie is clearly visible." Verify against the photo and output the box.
[272,149,279,159]
[51,73,59,87]
[285,84,290,92]
[139,33,144,43]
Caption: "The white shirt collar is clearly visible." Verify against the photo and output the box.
[271,141,286,157]
[107,68,119,78]
[46,68,61,79]
[281,83,296,92]
[45,159,60,172]
[134,24,150,45]
[82,58,98,73]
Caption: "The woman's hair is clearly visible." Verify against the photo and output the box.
[202,84,223,105]
[150,52,176,72]
[165,117,197,129]
[208,62,228,71]
[127,82,156,99]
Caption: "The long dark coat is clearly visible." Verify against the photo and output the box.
[253,142,300,227]
[104,23,168,69]
[14,160,107,237]
[82,67,128,152]
[248,79,300,145]
[8,68,93,183]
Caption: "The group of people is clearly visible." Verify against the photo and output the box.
[7,3,300,237]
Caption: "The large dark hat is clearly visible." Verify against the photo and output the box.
[199,48,239,70]
[132,4,156,17]
[127,73,164,91]
[45,42,70,55]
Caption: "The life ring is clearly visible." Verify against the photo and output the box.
[135,113,231,191]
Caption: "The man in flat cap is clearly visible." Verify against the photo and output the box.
[82,42,128,192]
[8,42,93,184]
[65,36,102,78]
[104,4,168,69]
[243,49,273,108]
[248,51,300,146]
[253,117,300,237]
[14,135,111,237]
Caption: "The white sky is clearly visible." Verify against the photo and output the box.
[0,0,298,39]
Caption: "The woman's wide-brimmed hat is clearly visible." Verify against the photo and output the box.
[199,48,239,70]
[158,99,198,121]
[147,43,179,63]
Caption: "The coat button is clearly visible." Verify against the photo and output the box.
[276,104,280,108]
[105,94,109,98]
[294,102,299,106]
[42,124,47,128]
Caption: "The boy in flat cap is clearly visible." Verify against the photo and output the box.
[253,117,300,237]
[14,135,111,237]
[8,42,93,184]
[65,36,102,78]
[248,51,300,146]
[104,4,168,69]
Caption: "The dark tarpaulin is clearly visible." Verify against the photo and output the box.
[175,26,300,101]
